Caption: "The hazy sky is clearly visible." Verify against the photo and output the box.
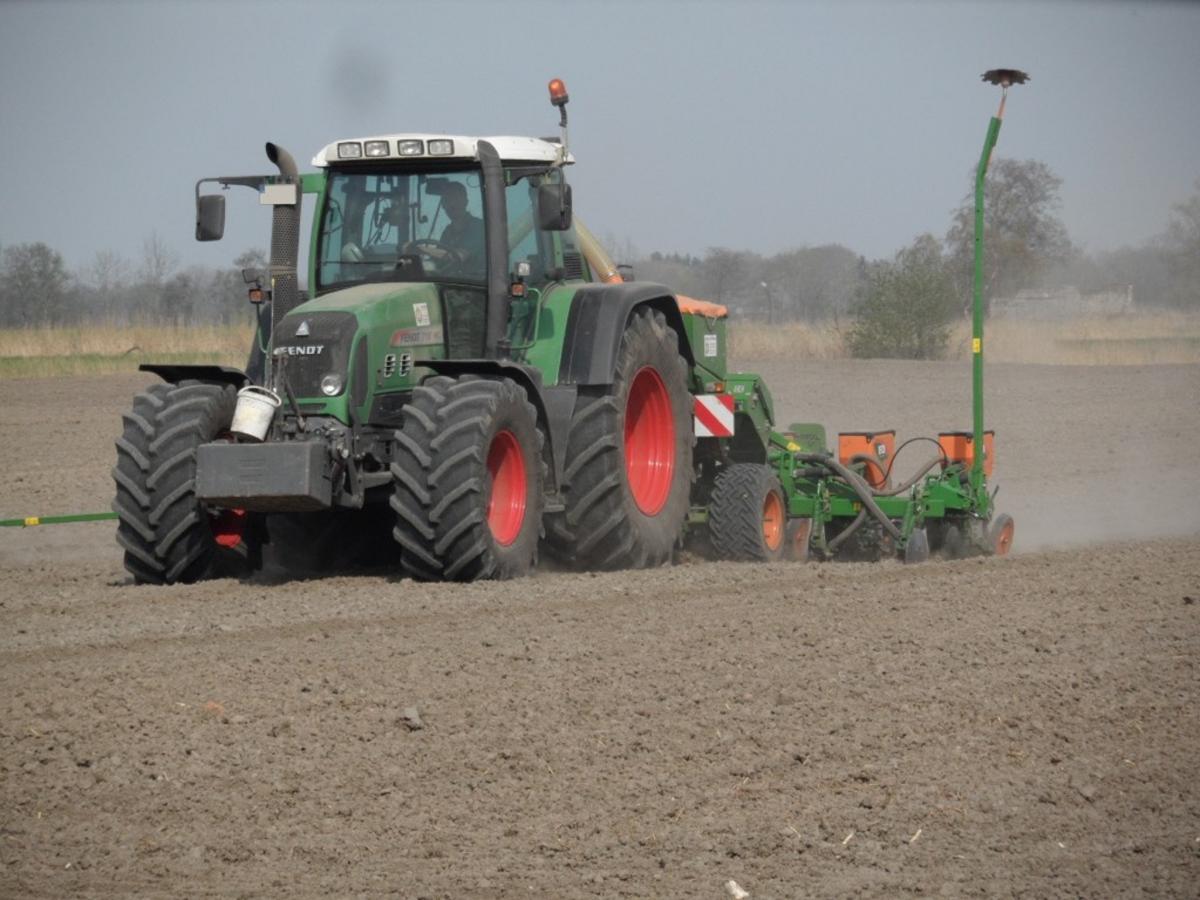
[2,0,1197,273]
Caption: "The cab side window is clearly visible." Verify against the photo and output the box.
[505,175,552,283]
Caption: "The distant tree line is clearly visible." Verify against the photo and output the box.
[626,167,1200,359]
[2,169,1196,362]
[0,235,266,329]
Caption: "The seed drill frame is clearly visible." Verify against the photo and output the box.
[697,69,1025,562]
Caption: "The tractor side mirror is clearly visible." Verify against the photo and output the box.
[196,194,226,242]
[536,182,572,231]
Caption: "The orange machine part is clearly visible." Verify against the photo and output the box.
[676,295,728,318]
[838,431,896,489]
[938,431,995,477]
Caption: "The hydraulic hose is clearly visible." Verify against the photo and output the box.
[848,453,942,497]
[797,453,902,541]
[1,511,117,527]
[825,508,868,554]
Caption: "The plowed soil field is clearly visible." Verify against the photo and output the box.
[2,361,1198,898]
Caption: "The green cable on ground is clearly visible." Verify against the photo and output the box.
[0,511,118,528]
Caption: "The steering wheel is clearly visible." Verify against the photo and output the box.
[403,239,460,273]
[408,238,449,257]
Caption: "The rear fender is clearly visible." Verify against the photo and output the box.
[558,282,695,386]
[140,364,247,389]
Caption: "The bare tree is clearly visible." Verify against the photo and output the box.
[0,242,71,326]
[1162,179,1200,309]
[946,158,1074,312]
[140,232,178,286]
[763,244,863,321]
[701,247,751,306]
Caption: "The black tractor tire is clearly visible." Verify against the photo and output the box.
[112,381,255,584]
[708,463,787,562]
[391,376,544,581]
[545,307,693,570]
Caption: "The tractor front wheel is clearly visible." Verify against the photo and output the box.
[708,464,787,562]
[391,376,544,581]
[546,308,693,570]
[112,381,257,584]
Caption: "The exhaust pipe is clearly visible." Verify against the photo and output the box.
[265,142,298,179]
[264,142,302,358]
[477,140,511,359]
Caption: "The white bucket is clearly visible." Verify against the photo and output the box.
[230,386,281,442]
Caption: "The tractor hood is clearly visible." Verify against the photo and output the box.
[274,281,453,424]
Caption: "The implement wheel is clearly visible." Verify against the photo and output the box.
[709,464,787,562]
[391,376,544,581]
[112,381,257,584]
[546,307,693,570]
[989,513,1015,556]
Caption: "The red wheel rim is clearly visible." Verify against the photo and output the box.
[762,491,784,551]
[994,518,1014,556]
[212,508,246,549]
[624,366,675,516]
[486,430,527,546]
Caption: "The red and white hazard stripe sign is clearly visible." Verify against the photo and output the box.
[693,393,735,438]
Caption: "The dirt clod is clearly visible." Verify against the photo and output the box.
[399,707,424,731]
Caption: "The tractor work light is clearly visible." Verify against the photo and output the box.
[427,139,454,155]
[364,140,390,157]
[320,374,344,396]
[398,140,424,156]
[337,142,363,159]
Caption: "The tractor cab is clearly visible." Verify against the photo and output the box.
[308,134,580,359]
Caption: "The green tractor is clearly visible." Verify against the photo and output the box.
[115,80,715,583]
[113,77,1015,585]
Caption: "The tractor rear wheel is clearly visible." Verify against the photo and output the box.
[546,307,693,570]
[112,381,256,584]
[709,464,787,562]
[391,376,544,581]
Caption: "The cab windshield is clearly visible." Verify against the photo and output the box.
[316,168,486,291]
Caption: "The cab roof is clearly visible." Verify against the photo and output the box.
[312,134,574,167]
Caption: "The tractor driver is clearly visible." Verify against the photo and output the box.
[418,181,485,276]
